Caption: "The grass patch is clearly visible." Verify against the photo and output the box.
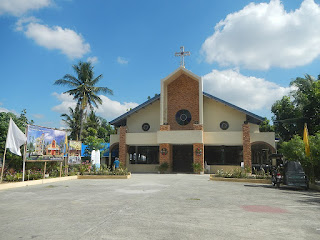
[187,198,200,201]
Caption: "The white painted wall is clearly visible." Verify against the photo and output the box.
[249,123,260,133]
[157,130,203,144]
[203,96,246,132]
[126,133,158,145]
[110,134,119,146]
[126,100,160,133]
[251,132,276,148]
[204,132,243,145]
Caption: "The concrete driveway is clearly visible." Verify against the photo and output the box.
[0,174,319,240]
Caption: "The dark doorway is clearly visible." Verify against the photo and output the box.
[173,145,193,172]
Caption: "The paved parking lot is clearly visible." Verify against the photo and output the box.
[0,174,320,240]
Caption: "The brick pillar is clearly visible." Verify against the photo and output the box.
[119,126,127,168]
[193,143,204,173]
[193,124,203,130]
[160,125,170,131]
[159,143,172,171]
[242,122,251,170]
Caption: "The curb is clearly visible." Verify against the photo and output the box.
[77,173,131,179]
[0,176,78,191]
[210,175,270,184]
[0,173,132,191]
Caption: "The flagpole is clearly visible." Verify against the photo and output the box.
[0,118,11,183]
[0,148,7,183]
[22,125,28,182]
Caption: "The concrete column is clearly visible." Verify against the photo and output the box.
[193,143,204,173]
[242,122,252,170]
[119,126,127,168]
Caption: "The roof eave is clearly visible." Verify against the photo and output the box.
[203,92,264,124]
[110,94,160,127]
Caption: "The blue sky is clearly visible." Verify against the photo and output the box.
[1,0,320,129]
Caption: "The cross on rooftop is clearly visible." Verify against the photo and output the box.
[175,46,190,68]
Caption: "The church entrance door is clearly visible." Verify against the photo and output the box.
[172,145,193,173]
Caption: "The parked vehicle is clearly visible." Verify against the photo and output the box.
[282,161,309,190]
[271,166,282,188]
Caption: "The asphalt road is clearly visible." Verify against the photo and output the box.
[0,174,319,240]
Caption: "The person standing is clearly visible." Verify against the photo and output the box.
[113,157,120,170]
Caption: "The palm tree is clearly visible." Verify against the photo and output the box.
[86,110,100,130]
[55,61,113,140]
[61,106,81,140]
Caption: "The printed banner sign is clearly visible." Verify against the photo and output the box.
[68,156,81,165]
[69,140,82,151]
[26,125,67,161]
[68,140,82,165]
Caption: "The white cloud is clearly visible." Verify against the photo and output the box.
[87,56,98,64]
[117,56,128,64]
[95,95,138,120]
[201,0,320,70]
[0,0,52,16]
[52,92,139,121]
[17,19,90,59]
[51,92,77,113]
[32,113,44,119]
[0,107,10,113]
[0,103,18,115]
[203,69,293,111]
[15,16,40,31]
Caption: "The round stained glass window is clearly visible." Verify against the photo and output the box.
[220,121,229,130]
[142,123,150,131]
[175,109,192,125]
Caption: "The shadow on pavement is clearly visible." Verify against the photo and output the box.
[244,184,320,206]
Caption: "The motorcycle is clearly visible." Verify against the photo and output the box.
[271,167,282,188]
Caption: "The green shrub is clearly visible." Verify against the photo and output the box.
[157,162,169,173]
[192,163,203,173]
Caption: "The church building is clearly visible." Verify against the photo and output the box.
[109,61,275,173]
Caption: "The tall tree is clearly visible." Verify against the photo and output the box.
[259,117,274,132]
[61,106,81,140]
[54,61,113,140]
[272,74,320,141]
[271,96,302,141]
[86,110,100,130]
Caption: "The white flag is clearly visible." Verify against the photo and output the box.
[5,118,27,156]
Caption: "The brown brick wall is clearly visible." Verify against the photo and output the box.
[119,126,127,168]
[160,125,170,131]
[193,124,203,130]
[159,143,172,171]
[242,123,252,170]
[167,74,199,130]
[193,143,204,173]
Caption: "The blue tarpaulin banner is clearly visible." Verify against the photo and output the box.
[81,143,118,157]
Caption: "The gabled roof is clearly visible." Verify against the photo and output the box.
[110,92,264,127]
[203,92,264,124]
[110,94,160,127]
[161,66,201,85]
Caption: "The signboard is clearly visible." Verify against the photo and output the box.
[68,156,81,165]
[26,125,67,161]
[68,140,82,165]
[69,140,82,151]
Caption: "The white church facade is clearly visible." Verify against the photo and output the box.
[109,66,275,173]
